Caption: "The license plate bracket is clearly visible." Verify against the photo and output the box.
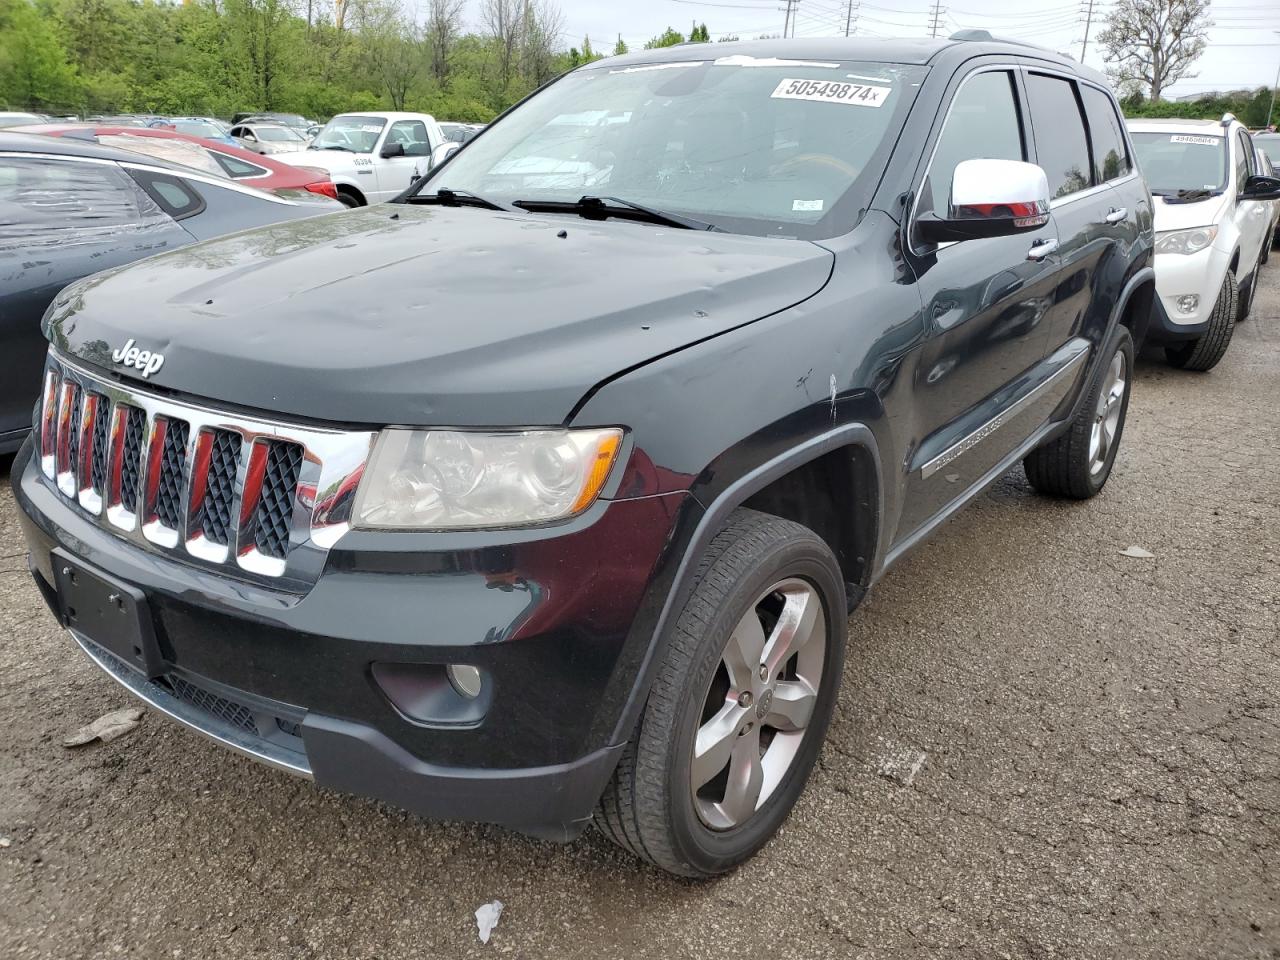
[51,548,165,679]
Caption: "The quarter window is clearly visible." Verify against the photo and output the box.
[921,70,1025,218]
[1080,86,1130,182]
[213,152,269,179]
[1025,73,1092,199]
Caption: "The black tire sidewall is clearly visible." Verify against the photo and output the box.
[659,536,846,875]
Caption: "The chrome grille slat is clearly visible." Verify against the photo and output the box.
[39,352,376,587]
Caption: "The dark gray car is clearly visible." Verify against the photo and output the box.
[0,132,340,453]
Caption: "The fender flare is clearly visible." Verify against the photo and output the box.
[607,422,884,746]
[1108,265,1156,348]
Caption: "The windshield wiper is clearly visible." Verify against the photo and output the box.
[1152,188,1218,202]
[512,195,721,231]
[315,144,353,151]
[405,188,507,212]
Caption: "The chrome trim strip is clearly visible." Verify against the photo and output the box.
[70,629,313,779]
[920,348,1089,479]
[42,350,376,586]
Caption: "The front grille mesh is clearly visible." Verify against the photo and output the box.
[255,442,303,560]
[89,395,110,495]
[197,430,241,546]
[154,420,190,529]
[166,674,256,733]
[119,406,145,511]
[67,387,82,471]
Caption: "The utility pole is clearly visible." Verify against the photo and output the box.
[1079,0,1096,63]
[782,0,799,38]
[927,1,944,38]
[845,0,859,37]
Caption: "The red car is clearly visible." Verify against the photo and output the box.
[9,124,339,201]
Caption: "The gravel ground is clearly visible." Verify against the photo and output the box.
[1,266,1278,960]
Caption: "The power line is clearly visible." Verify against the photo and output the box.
[927,1,944,37]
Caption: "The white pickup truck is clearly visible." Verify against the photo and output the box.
[280,111,446,207]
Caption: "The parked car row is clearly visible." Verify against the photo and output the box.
[1128,115,1280,371]
[3,34,1278,881]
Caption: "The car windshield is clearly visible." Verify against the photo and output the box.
[172,121,226,140]
[408,57,926,238]
[1130,132,1227,194]
[310,116,386,152]
[95,134,229,178]
[256,125,303,142]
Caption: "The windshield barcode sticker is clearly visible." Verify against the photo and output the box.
[771,78,890,107]
[1170,135,1218,145]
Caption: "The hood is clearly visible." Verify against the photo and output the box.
[1152,192,1228,232]
[45,205,835,426]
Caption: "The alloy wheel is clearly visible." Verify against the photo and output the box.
[1089,351,1126,476]
[690,578,826,831]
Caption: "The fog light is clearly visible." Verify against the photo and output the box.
[447,663,484,699]
[1176,295,1199,314]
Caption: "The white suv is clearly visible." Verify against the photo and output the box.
[281,111,445,207]
[1128,114,1280,371]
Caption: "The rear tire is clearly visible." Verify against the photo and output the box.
[594,509,846,877]
[1165,271,1236,371]
[1024,325,1133,500]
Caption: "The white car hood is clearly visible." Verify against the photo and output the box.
[1152,192,1227,231]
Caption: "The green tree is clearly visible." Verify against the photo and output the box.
[613,34,627,56]
[0,0,80,110]
[689,23,710,42]
[644,27,684,49]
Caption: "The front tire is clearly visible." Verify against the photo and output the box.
[1024,325,1133,500]
[594,509,846,877]
[1165,271,1236,371]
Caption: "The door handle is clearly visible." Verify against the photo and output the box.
[1026,238,1058,262]
[1105,208,1128,224]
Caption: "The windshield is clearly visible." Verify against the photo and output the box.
[172,121,226,140]
[409,57,926,238]
[256,125,303,143]
[95,134,229,178]
[1130,132,1227,194]
[310,116,386,152]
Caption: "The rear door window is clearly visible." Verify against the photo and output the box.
[1025,73,1092,199]
[0,157,167,245]
[1080,85,1130,182]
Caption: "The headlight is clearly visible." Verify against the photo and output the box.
[1154,225,1218,255]
[352,427,624,530]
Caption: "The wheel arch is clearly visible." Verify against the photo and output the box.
[606,424,884,747]
[1113,267,1156,348]
[335,182,367,206]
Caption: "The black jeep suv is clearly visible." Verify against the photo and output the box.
[12,35,1154,877]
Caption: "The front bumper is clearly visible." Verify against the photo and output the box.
[13,439,692,840]
[1147,246,1228,341]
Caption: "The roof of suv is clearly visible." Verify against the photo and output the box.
[593,35,1099,81]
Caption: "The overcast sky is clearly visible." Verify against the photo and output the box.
[460,0,1280,99]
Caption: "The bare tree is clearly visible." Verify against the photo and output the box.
[520,0,565,87]
[1098,0,1211,102]
[426,0,465,84]
[480,0,521,90]
[351,0,423,109]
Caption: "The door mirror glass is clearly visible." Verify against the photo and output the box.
[429,141,461,170]
[1240,173,1280,201]
[380,141,406,159]
[918,158,1051,243]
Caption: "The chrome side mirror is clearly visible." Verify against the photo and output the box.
[429,141,461,170]
[918,158,1051,244]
